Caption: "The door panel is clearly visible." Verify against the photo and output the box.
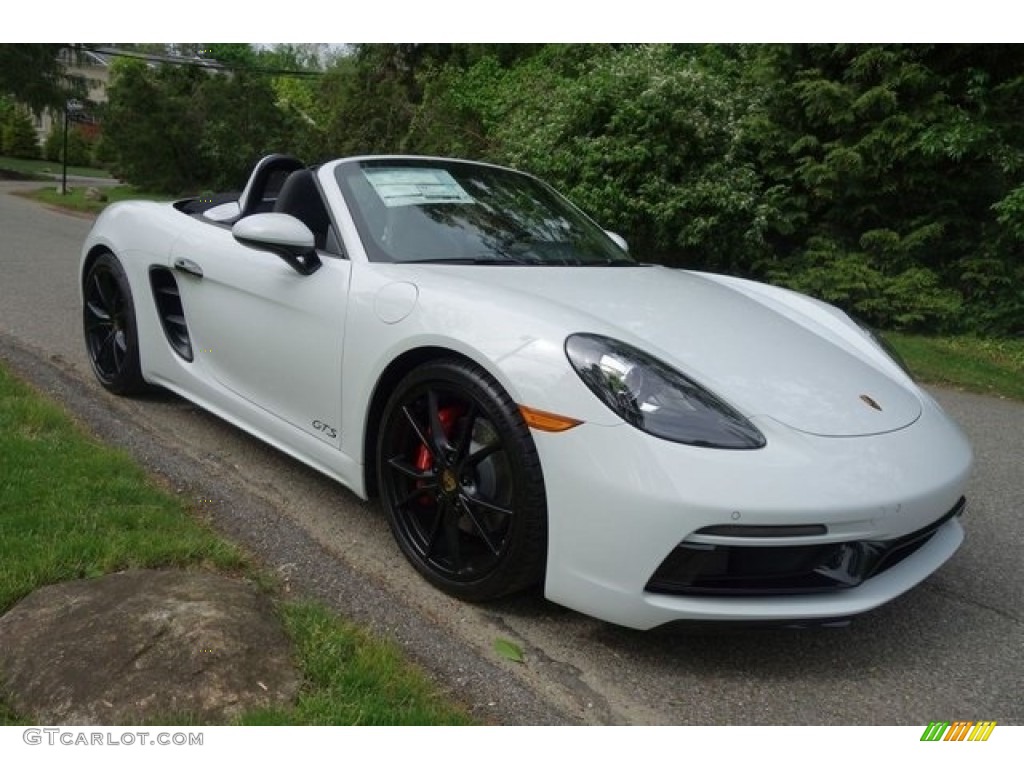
[169,225,349,448]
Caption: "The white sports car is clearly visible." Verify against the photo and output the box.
[80,154,973,630]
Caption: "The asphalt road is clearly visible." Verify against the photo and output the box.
[1,182,1021,725]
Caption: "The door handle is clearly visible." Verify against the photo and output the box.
[173,257,204,279]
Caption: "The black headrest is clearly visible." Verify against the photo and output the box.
[237,154,305,219]
[274,169,331,247]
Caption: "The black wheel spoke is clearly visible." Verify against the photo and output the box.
[427,389,452,456]
[112,331,126,371]
[457,496,501,556]
[442,502,462,572]
[86,300,110,322]
[395,483,438,509]
[424,504,445,558]
[451,403,478,462]
[387,455,434,482]
[462,492,514,518]
[85,318,112,338]
[401,405,440,464]
[462,441,501,470]
[92,272,114,314]
[97,329,117,371]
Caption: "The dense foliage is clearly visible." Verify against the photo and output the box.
[0,102,40,159]
[0,44,80,113]
[98,53,301,193]
[43,124,94,166]
[753,45,1024,335]
[24,44,1024,335]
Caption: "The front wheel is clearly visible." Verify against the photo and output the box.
[82,252,148,395]
[377,359,547,602]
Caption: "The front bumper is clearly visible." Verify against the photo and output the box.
[647,496,965,596]
[534,397,973,629]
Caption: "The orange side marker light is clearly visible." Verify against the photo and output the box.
[519,405,582,432]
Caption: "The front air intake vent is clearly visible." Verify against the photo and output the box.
[149,267,193,362]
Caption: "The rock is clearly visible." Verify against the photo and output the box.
[55,185,71,195]
[84,186,107,202]
[0,569,299,724]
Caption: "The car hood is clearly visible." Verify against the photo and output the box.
[417,264,922,437]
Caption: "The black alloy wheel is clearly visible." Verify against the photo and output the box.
[83,252,147,395]
[377,359,547,602]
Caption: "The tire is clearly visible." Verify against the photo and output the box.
[377,358,548,602]
[82,251,148,395]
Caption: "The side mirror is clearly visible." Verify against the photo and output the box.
[605,230,629,253]
[233,213,321,275]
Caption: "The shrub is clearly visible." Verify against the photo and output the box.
[43,123,92,166]
[770,239,963,331]
[3,108,40,159]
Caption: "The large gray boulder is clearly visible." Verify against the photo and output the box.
[0,569,299,724]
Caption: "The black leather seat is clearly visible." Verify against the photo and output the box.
[273,169,332,251]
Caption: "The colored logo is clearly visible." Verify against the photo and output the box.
[920,721,997,742]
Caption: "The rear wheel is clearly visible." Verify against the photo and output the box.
[377,359,547,601]
[83,252,147,395]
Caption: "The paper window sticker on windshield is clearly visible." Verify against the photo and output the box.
[364,167,475,208]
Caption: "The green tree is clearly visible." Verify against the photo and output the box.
[197,68,293,189]
[100,46,306,192]
[3,107,40,159]
[0,44,82,112]
[317,46,419,156]
[407,45,771,273]
[99,58,208,191]
[0,95,12,153]
[751,44,1024,333]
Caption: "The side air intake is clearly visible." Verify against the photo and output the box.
[149,267,193,362]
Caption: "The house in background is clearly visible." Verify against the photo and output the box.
[33,47,112,144]
[32,46,227,146]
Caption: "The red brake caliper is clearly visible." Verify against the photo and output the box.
[414,406,462,508]
[414,406,463,474]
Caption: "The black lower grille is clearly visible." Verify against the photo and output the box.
[646,497,965,597]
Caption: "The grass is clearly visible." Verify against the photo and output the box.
[0,698,28,726]
[0,367,246,613]
[887,333,1024,402]
[243,602,470,725]
[0,154,112,179]
[0,363,470,725]
[17,185,174,214]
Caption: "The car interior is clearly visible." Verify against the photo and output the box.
[176,154,343,256]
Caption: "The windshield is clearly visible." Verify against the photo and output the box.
[335,159,634,265]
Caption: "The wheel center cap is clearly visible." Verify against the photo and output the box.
[440,469,458,494]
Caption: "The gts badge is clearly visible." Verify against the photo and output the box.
[312,420,338,439]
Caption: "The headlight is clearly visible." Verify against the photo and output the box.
[565,334,766,449]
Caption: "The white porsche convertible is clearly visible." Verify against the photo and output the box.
[80,155,973,629]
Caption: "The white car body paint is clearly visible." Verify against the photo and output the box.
[80,158,973,629]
